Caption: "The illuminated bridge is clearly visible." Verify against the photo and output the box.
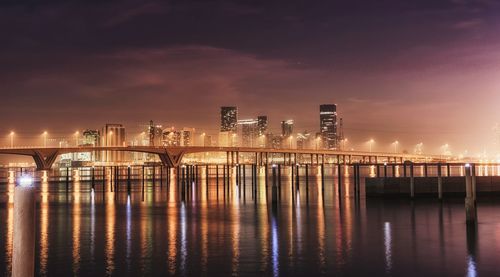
[0,146,448,170]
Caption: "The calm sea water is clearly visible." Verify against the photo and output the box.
[0,166,498,276]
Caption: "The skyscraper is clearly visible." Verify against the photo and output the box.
[257,115,268,136]
[281,120,294,138]
[320,104,338,149]
[220,106,238,132]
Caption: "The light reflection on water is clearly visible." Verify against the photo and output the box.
[0,165,499,276]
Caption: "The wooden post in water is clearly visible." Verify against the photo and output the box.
[320,164,325,194]
[465,164,477,224]
[410,163,415,199]
[13,178,36,277]
[277,164,282,201]
[272,165,278,206]
[295,164,300,190]
[437,163,443,200]
[91,166,95,191]
[127,166,131,195]
[337,163,342,197]
[102,166,106,193]
[243,164,246,199]
[160,166,163,189]
[216,165,219,197]
[66,167,70,193]
[447,164,451,177]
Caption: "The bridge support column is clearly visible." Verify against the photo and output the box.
[447,164,451,177]
[13,181,36,277]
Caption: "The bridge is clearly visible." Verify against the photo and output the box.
[0,146,447,170]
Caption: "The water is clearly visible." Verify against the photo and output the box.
[0,166,499,276]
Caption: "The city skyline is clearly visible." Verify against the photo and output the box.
[0,103,483,157]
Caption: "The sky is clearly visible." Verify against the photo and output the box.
[1,0,500,155]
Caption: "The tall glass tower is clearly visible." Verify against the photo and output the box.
[320,104,337,149]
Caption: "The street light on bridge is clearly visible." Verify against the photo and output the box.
[393,140,399,153]
[74,131,80,147]
[368,139,375,153]
[9,131,14,148]
[42,131,48,147]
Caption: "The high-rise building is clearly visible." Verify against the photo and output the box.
[82,129,101,161]
[238,119,258,147]
[101,124,126,163]
[320,104,338,149]
[281,120,294,138]
[181,127,196,146]
[220,106,238,132]
[162,128,182,146]
[148,120,163,146]
[82,130,100,146]
[296,131,311,150]
[257,116,268,136]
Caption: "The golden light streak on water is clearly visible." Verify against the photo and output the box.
[395,165,400,177]
[317,174,326,271]
[344,166,351,197]
[42,170,48,182]
[105,190,116,276]
[169,168,177,203]
[167,199,178,275]
[72,180,81,275]
[8,170,14,184]
[369,165,376,177]
[258,166,267,203]
[230,193,241,276]
[5,197,13,274]
[200,186,208,272]
[258,191,269,272]
[73,169,80,182]
[140,197,152,274]
[40,180,49,275]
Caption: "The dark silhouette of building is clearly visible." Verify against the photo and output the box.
[281,120,294,138]
[257,115,268,136]
[320,104,338,149]
[220,106,238,132]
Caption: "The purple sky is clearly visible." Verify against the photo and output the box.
[1,0,500,155]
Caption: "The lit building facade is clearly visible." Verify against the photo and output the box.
[148,120,163,146]
[101,124,126,163]
[320,104,338,149]
[181,127,196,146]
[82,129,100,161]
[162,128,182,146]
[220,106,238,132]
[238,119,258,147]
